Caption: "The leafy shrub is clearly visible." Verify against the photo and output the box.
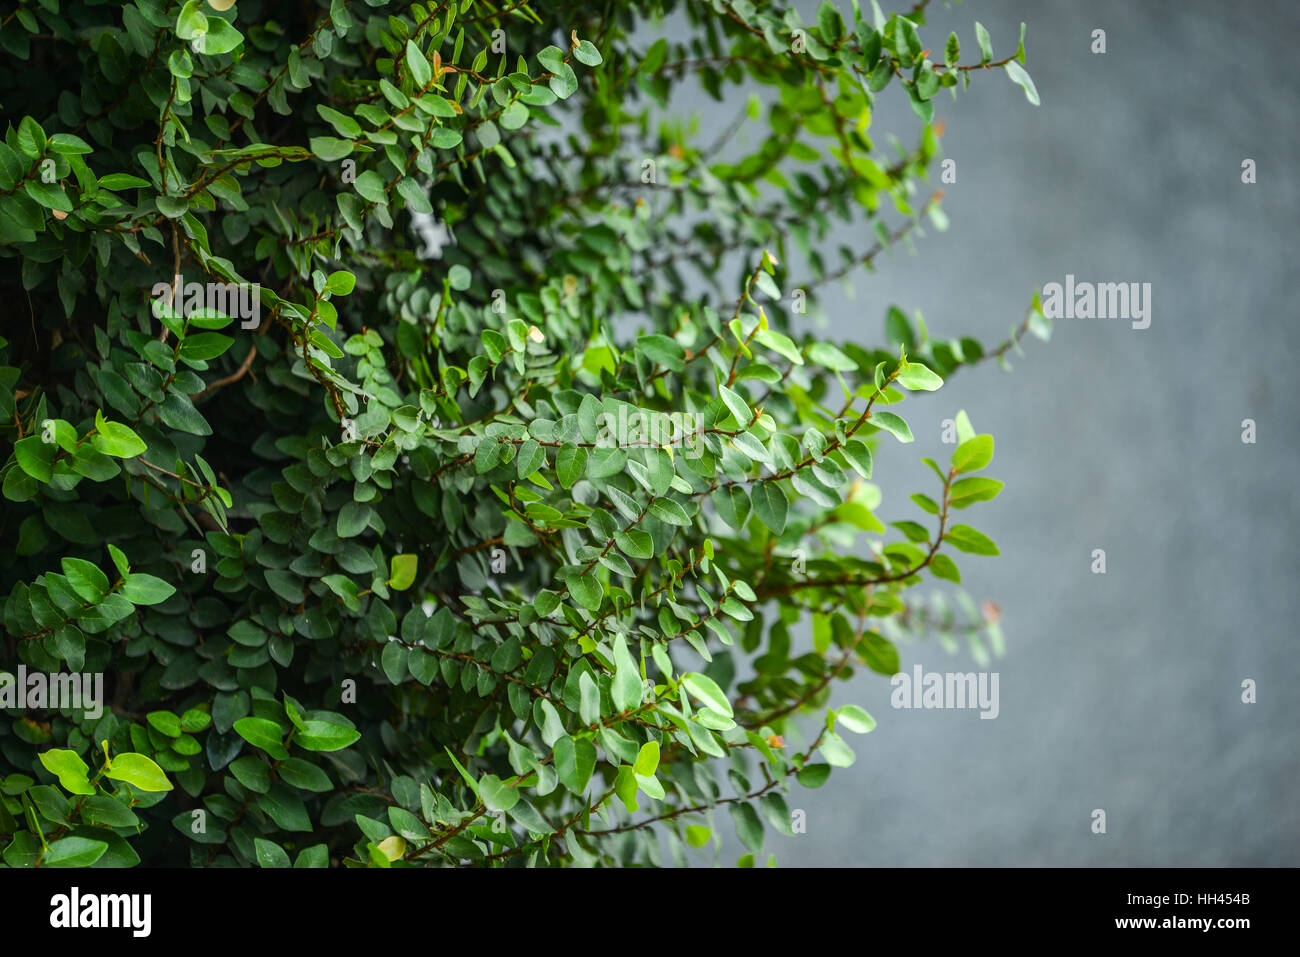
[0,0,1042,867]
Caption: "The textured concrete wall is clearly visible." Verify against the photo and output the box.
[659,0,1300,864]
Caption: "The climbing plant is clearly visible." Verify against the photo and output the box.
[0,0,1043,867]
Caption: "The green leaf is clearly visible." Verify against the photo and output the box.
[869,410,913,443]
[895,17,923,59]
[294,719,361,752]
[81,795,139,828]
[38,749,94,796]
[16,116,46,157]
[554,736,597,794]
[836,705,876,734]
[388,553,418,590]
[98,174,151,190]
[147,710,182,738]
[310,136,354,161]
[158,393,211,435]
[120,573,175,605]
[859,632,900,676]
[201,18,244,55]
[14,436,57,482]
[254,837,291,868]
[614,765,638,812]
[478,774,519,812]
[930,553,961,583]
[718,385,751,426]
[615,528,654,559]
[180,708,211,733]
[336,501,372,539]
[91,412,146,458]
[797,764,831,788]
[952,434,993,472]
[808,342,856,371]
[326,270,357,295]
[568,570,603,611]
[633,740,660,777]
[750,482,788,535]
[538,45,566,74]
[945,524,1000,555]
[405,40,432,87]
[841,440,873,479]
[637,334,685,371]
[233,717,289,760]
[711,486,751,531]
[381,641,408,684]
[974,21,993,63]
[44,836,109,868]
[257,785,312,831]
[104,752,172,792]
[819,730,856,767]
[953,409,976,444]
[516,439,545,478]
[175,1,207,42]
[611,636,643,712]
[948,476,1004,507]
[729,801,764,852]
[896,362,943,391]
[556,444,587,489]
[753,328,803,365]
[61,558,110,602]
[573,39,603,67]
[649,497,691,527]
[295,845,329,868]
[156,195,189,219]
[681,673,731,717]
[500,101,529,131]
[179,332,234,362]
[1004,61,1040,106]
[885,306,915,351]
[578,672,600,725]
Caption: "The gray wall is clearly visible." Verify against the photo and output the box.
[660,0,1300,864]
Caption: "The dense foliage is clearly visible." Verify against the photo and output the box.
[0,0,1044,867]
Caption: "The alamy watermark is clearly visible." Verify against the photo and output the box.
[1040,274,1151,329]
[151,273,260,329]
[594,406,706,458]
[50,887,151,937]
[0,667,103,719]
[890,665,999,719]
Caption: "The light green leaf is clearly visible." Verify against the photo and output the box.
[836,705,876,734]
[952,434,993,472]
[896,362,943,391]
[633,740,660,777]
[38,749,94,796]
[870,411,913,443]
[681,673,732,717]
[388,553,418,590]
[1004,61,1040,105]
[104,752,173,792]
[478,774,519,812]
[611,636,643,712]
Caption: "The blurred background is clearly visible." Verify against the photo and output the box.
[653,0,1300,865]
